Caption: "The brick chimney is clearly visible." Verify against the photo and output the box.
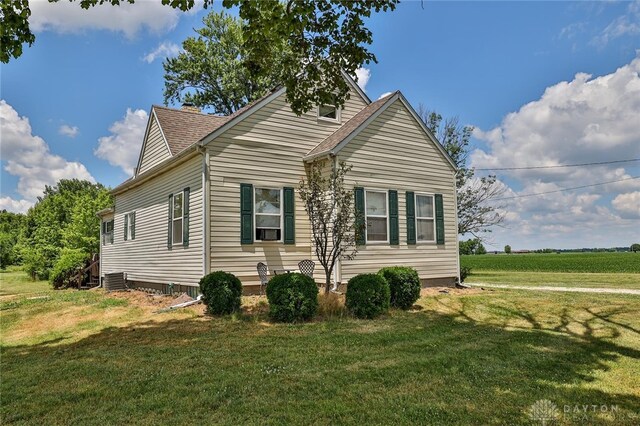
[181,102,201,113]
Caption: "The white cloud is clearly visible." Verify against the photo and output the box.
[377,91,393,100]
[0,197,33,214]
[143,41,182,64]
[591,0,640,47]
[612,191,640,219]
[470,54,640,249]
[354,67,371,92]
[94,108,148,175]
[59,124,79,138]
[29,1,181,38]
[0,100,95,206]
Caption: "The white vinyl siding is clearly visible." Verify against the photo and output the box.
[101,155,203,286]
[207,89,368,288]
[138,114,171,175]
[338,99,458,282]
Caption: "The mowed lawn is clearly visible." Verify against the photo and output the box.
[2,270,640,425]
[466,271,640,290]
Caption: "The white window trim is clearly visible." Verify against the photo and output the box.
[172,191,184,246]
[415,192,436,243]
[364,189,389,244]
[125,212,135,241]
[254,187,283,243]
[317,104,341,123]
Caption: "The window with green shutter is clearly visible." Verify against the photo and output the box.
[124,212,136,241]
[406,191,416,245]
[283,187,295,244]
[240,183,253,244]
[354,187,365,245]
[435,193,445,245]
[183,187,190,247]
[388,190,399,245]
[167,189,189,249]
[415,193,435,242]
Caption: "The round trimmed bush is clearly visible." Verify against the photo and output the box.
[199,271,242,315]
[379,266,421,309]
[345,273,390,319]
[266,273,318,322]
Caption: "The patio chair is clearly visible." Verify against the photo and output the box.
[257,262,269,295]
[298,259,315,278]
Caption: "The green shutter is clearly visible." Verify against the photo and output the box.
[131,212,136,240]
[435,193,445,245]
[183,187,190,247]
[389,190,399,245]
[354,187,365,245]
[168,194,173,249]
[124,213,128,241]
[283,187,295,244]
[406,191,416,245]
[109,220,114,244]
[240,183,253,244]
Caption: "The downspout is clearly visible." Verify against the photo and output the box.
[453,170,461,285]
[201,147,211,278]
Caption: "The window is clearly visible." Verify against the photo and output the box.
[317,97,341,123]
[416,194,435,242]
[124,212,135,241]
[254,188,281,241]
[365,190,388,242]
[102,219,113,245]
[172,192,183,245]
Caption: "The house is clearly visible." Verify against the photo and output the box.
[98,75,460,294]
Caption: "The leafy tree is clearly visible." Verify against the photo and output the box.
[0,210,25,269]
[504,244,511,254]
[298,159,363,294]
[4,0,399,115]
[419,107,506,239]
[631,243,640,253]
[459,238,486,255]
[164,11,288,115]
[19,179,112,280]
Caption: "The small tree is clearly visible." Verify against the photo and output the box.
[631,243,640,253]
[504,245,512,254]
[298,159,362,294]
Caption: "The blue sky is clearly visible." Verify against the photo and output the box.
[1,0,639,249]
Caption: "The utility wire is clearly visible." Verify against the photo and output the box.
[475,158,640,171]
[493,176,640,201]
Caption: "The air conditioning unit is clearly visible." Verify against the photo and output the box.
[257,229,279,241]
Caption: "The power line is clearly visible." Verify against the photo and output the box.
[475,158,640,171]
[493,176,640,201]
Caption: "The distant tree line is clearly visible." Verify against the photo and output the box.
[0,180,112,281]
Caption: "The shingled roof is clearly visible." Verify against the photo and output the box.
[305,91,398,159]
[152,106,231,155]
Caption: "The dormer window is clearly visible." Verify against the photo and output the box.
[318,99,341,123]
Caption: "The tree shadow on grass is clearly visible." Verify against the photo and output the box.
[2,298,640,425]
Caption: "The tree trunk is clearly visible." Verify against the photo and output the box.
[324,270,332,294]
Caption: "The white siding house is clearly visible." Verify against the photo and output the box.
[99,75,459,293]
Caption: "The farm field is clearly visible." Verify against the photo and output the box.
[461,252,640,274]
[2,269,640,425]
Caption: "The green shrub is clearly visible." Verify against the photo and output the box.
[378,266,421,309]
[459,266,472,283]
[266,273,318,322]
[50,249,88,289]
[345,273,390,319]
[199,271,243,315]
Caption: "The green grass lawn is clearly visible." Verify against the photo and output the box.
[0,266,50,297]
[2,271,640,425]
[466,271,640,290]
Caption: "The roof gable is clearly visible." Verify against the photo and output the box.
[304,91,457,171]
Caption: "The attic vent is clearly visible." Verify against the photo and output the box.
[181,102,201,113]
